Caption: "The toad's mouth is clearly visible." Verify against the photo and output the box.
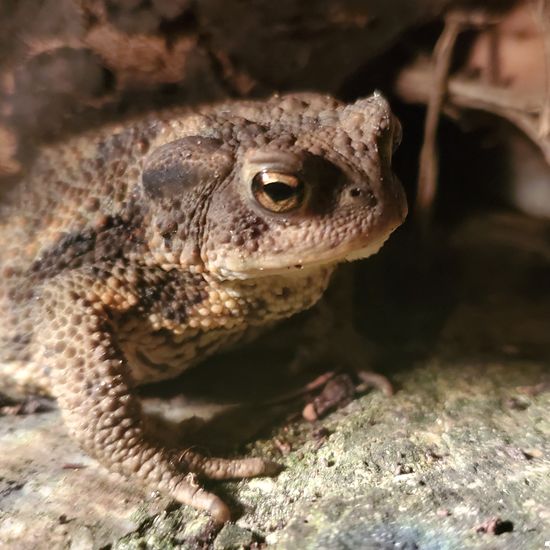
[213,223,400,280]
[286,231,392,272]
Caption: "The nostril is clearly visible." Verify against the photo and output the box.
[365,190,377,207]
[349,188,362,198]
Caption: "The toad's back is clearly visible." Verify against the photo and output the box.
[0,120,159,268]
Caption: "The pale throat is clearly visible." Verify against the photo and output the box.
[209,264,336,327]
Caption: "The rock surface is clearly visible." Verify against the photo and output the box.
[1,212,549,549]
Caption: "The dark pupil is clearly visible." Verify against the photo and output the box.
[263,181,298,202]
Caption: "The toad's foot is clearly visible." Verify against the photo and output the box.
[286,268,394,419]
[283,315,394,420]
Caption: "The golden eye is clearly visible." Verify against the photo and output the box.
[251,171,305,213]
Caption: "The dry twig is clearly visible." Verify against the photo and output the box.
[414,12,495,228]
[415,13,464,228]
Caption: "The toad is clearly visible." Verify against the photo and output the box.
[0,93,407,521]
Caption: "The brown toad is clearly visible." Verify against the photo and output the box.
[0,93,407,521]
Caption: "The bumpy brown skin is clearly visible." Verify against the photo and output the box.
[0,93,407,522]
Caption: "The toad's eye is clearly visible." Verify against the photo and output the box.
[251,171,305,213]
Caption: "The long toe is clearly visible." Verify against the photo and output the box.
[172,476,232,523]
[178,453,283,479]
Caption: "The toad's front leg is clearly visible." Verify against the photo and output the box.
[37,269,279,522]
